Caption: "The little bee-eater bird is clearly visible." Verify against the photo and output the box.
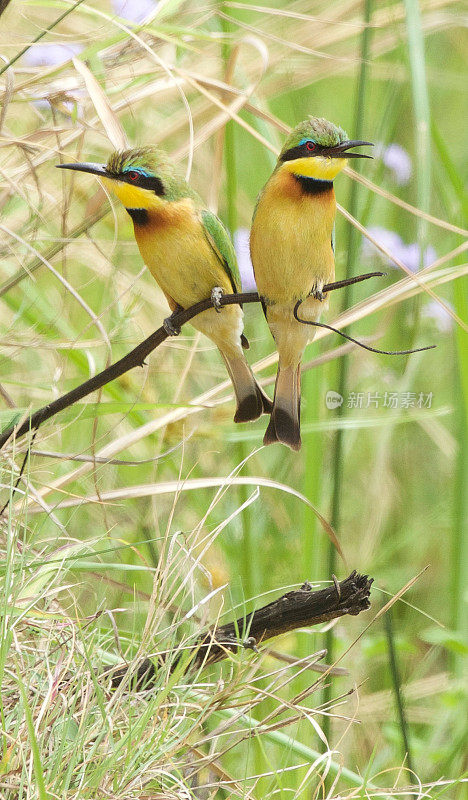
[58,148,272,423]
[250,117,372,450]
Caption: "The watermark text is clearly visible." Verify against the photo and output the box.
[325,391,433,410]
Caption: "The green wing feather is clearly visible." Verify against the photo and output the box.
[201,209,241,293]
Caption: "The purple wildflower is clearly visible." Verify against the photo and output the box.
[422,300,454,332]
[112,0,158,23]
[234,228,257,292]
[376,142,412,185]
[362,226,405,262]
[403,242,437,272]
[362,226,436,273]
[24,43,82,68]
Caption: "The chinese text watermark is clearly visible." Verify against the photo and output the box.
[325,390,433,410]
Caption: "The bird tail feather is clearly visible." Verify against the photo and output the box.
[221,351,273,423]
[263,364,301,450]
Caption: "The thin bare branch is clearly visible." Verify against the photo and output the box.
[0,271,384,451]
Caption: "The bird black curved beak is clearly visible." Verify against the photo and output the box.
[56,162,108,176]
[325,140,374,159]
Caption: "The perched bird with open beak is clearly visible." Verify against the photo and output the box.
[58,148,272,423]
[250,117,373,450]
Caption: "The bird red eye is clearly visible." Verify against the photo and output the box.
[127,170,139,181]
[306,141,316,152]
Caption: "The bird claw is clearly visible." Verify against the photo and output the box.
[163,314,181,336]
[211,286,224,312]
[310,284,325,302]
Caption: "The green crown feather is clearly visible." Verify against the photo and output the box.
[279,117,348,160]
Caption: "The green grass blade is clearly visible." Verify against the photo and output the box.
[384,607,414,773]
[323,0,373,746]
[16,675,50,800]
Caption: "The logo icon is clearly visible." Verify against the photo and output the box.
[325,390,343,409]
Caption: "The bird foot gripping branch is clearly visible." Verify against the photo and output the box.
[162,286,226,335]
[210,286,225,312]
[310,283,326,302]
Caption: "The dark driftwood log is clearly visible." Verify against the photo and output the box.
[0,272,385,451]
[107,571,372,691]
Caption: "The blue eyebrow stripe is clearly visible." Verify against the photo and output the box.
[123,166,152,177]
[298,137,311,145]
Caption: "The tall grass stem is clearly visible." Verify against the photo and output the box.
[323,0,373,747]
[384,607,414,774]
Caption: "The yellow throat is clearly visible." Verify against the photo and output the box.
[102,177,165,209]
[283,156,348,181]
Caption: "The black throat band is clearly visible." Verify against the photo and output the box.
[293,174,333,195]
[126,207,149,225]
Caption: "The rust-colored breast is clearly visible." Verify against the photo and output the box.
[251,168,336,305]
